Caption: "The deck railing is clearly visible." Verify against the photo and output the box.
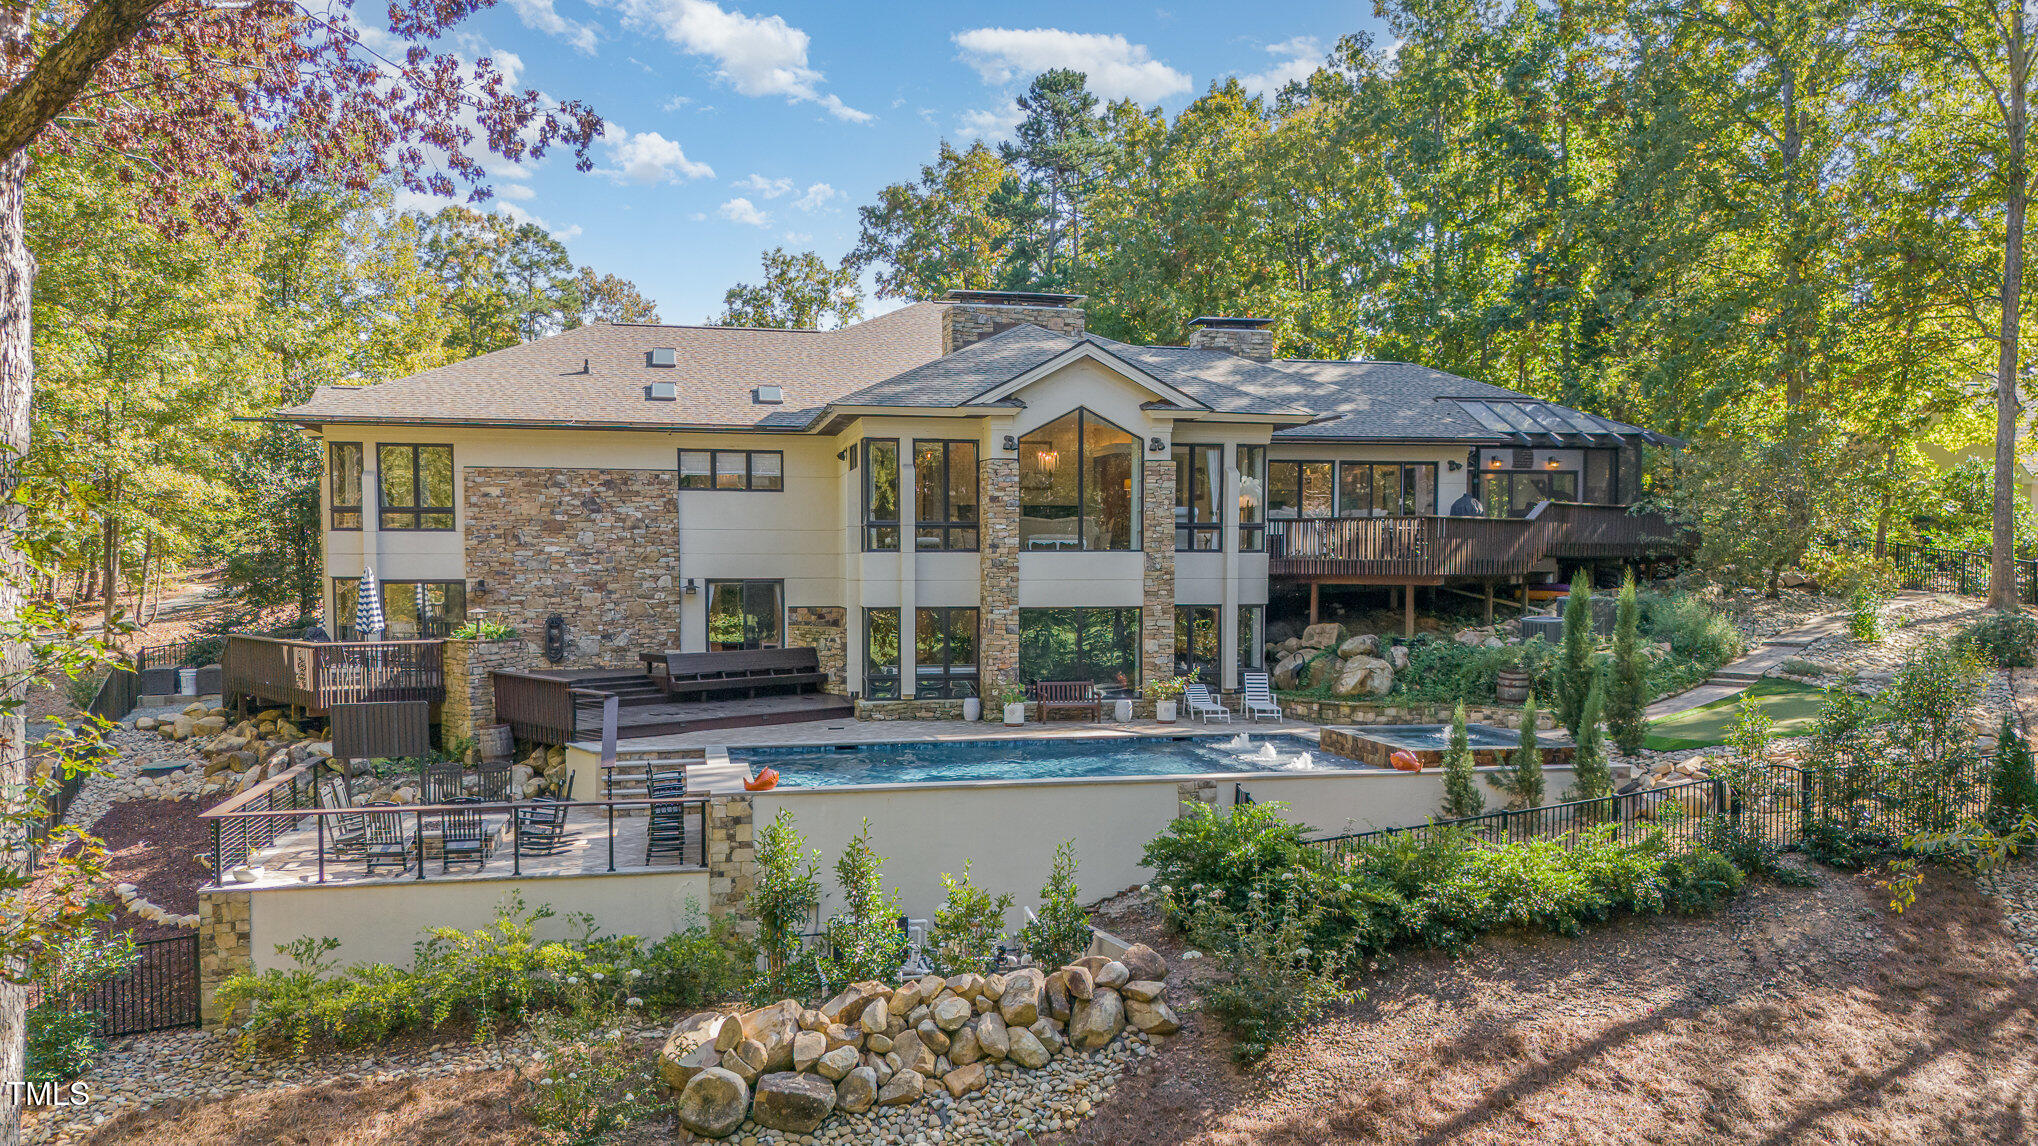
[222,635,444,710]
[1266,502,1683,578]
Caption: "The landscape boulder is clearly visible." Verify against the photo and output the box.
[877,1069,925,1106]
[835,1066,878,1114]
[1337,633,1380,658]
[751,1072,836,1134]
[1334,655,1394,697]
[675,1067,749,1139]
[999,967,1045,1026]
[1121,943,1169,981]
[1299,621,1344,649]
[1069,989,1127,1051]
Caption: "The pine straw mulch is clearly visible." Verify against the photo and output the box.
[81,1069,535,1146]
[1053,861,2038,1146]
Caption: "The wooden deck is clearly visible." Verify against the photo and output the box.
[1266,502,1684,581]
[493,662,853,744]
[222,635,445,713]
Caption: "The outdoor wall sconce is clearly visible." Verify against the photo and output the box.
[1148,436,1166,453]
[1001,434,1017,451]
[1446,460,1462,472]
[683,578,699,595]
[473,578,489,595]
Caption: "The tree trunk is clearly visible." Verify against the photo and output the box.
[1993,20,2031,611]
[0,139,34,1146]
[98,479,118,634]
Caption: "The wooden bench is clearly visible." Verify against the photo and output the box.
[639,648,829,700]
[1035,680,1101,722]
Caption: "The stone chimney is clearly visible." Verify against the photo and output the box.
[941,290,1086,355]
[1186,316,1275,362]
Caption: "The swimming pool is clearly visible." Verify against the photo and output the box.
[740,733,1373,788]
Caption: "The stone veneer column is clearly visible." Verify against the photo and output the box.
[978,457,1021,690]
[438,637,530,743]
[787,607,848,693]
[1141,459,1177,687]
[198,888,253,1029]
[706,795,757,934]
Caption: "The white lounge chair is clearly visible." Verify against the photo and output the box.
[1184,683,1232,722]
[1241,672,1283,722]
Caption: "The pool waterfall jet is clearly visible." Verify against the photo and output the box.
[1254,744,1280,762]
[1222,733,1253,750]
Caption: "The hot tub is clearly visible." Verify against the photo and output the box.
[1320,723,1576,769]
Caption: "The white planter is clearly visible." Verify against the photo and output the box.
[962,697,982,722]
[1003,702,1026,725]
[1113,698,1133,722]
[1155,699,1178,723]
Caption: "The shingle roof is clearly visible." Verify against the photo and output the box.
[1263,360,1656,442]
[278,303,948,430]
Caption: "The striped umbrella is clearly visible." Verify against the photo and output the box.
[354,567,385,640]
[415,581,431,632]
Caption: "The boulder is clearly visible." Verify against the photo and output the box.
[1390,645,1410,670]
[1044,970,1074,1020]
[725,1039,768,1082]
[1127,999,1182,1035]
[891,1027,936,1075]
[999,967,1044,1026]
[1337,633,1380,658]
[170,716,194,741]
[1299,622,1345,649]
[792,1029,826,1072]
[713,1016,744,1053]
[1123,940,1169,981]
[858,997,890,1036]
[657,1012,726,1091]
[1095,960,1129,989]
[192,715,227,737]
[945,972,985,1000]
[976,1011,1010,1060]
[816,1045,861,1081]
[1069,988,1127,1051]
[133,716,157,731]
[1271,652,1310,691]
[916,1018,950,1055]
[931,993,973,1031]
[1122,980,1166,1004]
[1307,654,1344,689]
[182,702,208,717]
[1006,1026,1051,1068]
[820,981,889,1026]
[799,1008,829,1032]
[836,1065,878,1114]
[877,1069,925,1106]
[741,1000,802,1070]
[675,1067,749,1139]
[1333,655,1394,697]
[1029,1018,1065,1055]
[947,1022,982,1067]
[823,1023,861,1052]
[942,1061,988,1097]
[751,1072,836,1134]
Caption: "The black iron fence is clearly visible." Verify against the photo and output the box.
[138,635,226,671]
[24,753,88,875]
[85,667,140,723]
[1830,538,2038,604]
[39,934,203,1037]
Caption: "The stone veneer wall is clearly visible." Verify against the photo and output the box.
[978,457,1020,691]
[856,698,970,721]
[1140,461,1176,688]
[786,607,847,694]
[198,888,253,1029]
[942,302,1085,354]
[1280,697,1558,730]
[706,794,756,934]
[438,638,530,743]
[1186,325,1275,361]
[464,467,685,669]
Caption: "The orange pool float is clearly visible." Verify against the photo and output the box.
[1389,749,1425,772]
[744,768,780,792]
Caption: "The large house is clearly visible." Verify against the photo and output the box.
[270,290,1675,719]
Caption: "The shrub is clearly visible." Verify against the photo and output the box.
[1389,635,1558,705]
[634,914,756,1012]
[27,926,138,1083]
[1189,892,1357,1062]
[1438,703,1484,818]
[26,1008,103,1085]
[1849,584,1885,643]
[525,1020,662,1144]
[1487,693,1545,809]
[1564,680,1613,806]
[1725,692,1774,764]
[821,820,908,988]
[1557,572,1597,737]
[1017,841,1093,969]
[450,619,518,640]
[1956,611,2038,669]
[1140,801,1317,918]
[1639,592,1746,669]
[1804,547,1899,600]
[927,861,1013,975]
[1780,656,1828,676]
[1986,715,2038,837]
[1660,849,1745,914]
[747,808,822,1001]
[1605,573,1649,755]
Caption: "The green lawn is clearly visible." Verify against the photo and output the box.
[1643,677,1829,752]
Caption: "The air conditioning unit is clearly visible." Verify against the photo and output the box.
[753,385,783,404]
[648,347,677,368]
[648,380,677,400]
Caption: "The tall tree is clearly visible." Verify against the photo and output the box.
[849,140,1014,299]
[997,69,1117,289]
[714,248,864,329]
[568,268,660,326]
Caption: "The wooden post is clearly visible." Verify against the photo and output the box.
[1484,581,1495,625]
[1403,583,1416,638]
[1520,580,1530,614]
[1308,582,1319,625]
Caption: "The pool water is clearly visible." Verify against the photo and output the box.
[743,734,1369,788]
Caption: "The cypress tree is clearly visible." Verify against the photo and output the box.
[1492,692,1546,809]
[1557,568,1597,737]
[1987,714,2038,836]
[1439,701,1485,818]
[1605,570,1649,755]
[1565,678,1614,808]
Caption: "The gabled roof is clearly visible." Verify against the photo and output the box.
[1264,359,1668,444]
[278,303,949,431]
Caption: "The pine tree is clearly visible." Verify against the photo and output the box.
[1439,701,1485,818]
[1987,714,2038,836]
[1489,692,1546,809]
[1565,678,1614,807]
[1558,568,1597,737]
[1606,571,1649,755]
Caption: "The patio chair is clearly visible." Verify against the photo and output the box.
[1241,672,1283,722]
[439,807,488,872]
[515,800,571,857]
[421,762,466,805]
[1184,683,1233,723]
[361,809,412,876]
[475,760,512,802]
[645,792,690,864]
[647,768,686,797]
[318,776,366,854]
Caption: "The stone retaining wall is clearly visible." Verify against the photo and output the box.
[856,699,971,721]
[198,889,253,1029]
[438,637,530,744]
[1139,460,1176,688]
[1279,697,1557,730]
[707,794,757,934]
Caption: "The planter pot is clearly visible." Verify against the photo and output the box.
[1114,698,1134,722]
[1003,702,1026,725]
[1496,670,1531,704]
[1155,699,1178,723]
[962,697,982,722]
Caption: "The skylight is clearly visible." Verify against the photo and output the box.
[1454,400,1627,442]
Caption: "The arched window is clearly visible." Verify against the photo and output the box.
[1017,410,1140,550]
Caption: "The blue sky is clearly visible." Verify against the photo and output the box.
[386,1,1386,323]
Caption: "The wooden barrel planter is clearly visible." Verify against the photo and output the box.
[1495,670,1532,704]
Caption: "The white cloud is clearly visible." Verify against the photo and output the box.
[716,196,771,227]
[735,174,795,198]
[952,27,1190,103]
[958,100,1025,142]
[500,201,584,242]
[603,0,872,121]
[503,0,600,54]
[782,230,812,243]
[598,126,715,183]
[792,182,836,211]
[497,182,538,201]
[1237,36,1324,96]
[662,94,694,111]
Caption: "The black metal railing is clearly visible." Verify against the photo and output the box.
[24,752,89,875]
[41,934,203,1037]
[85,667,140,723]
[138,636,226,671]
[1830,538,2038,604]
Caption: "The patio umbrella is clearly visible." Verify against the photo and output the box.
[354,567,385,640]
[415,580,430,634]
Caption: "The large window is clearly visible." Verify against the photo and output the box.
[332,578,465,638]
[1239,606,1265,674]
[916,607,979,698]
[1337,462,1438,517]
[1267,460,1335,519]
[864,608,901,699]
[914,440,978,551]
[1173,445,1221,551]
[1583,450,1614,504]
[679,450,783,491]
[1018,410,1140,550]
[1019,607,1140,694]
[707,580,783,650]
[1483,471,1578,518]
[862,439,900,550]
[329,443,363,530]
[1174,606,1220,685]
[1238,446,1265,552]
[377,444,454,531]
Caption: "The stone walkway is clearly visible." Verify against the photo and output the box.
[1642,604,1855,721]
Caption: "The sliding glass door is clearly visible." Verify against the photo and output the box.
[706,580,784,650]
